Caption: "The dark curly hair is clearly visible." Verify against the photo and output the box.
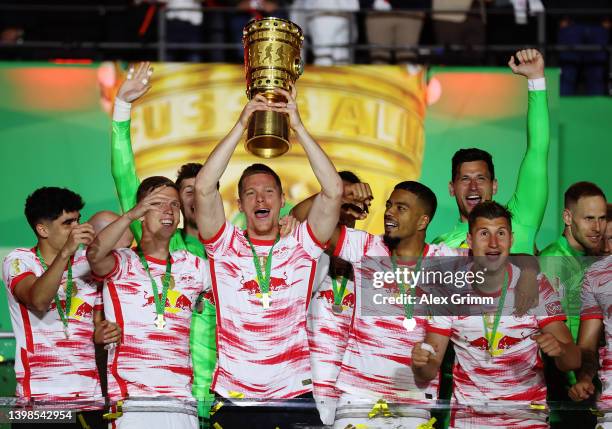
[25,187,84,233]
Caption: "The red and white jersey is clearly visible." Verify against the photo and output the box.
[2,248,102,402]
[333,226,464,402]
[100,248,209,400]
[427,264,565,411]
[580,255,612,407]
[202,220,325,399]
[307,252,354,403]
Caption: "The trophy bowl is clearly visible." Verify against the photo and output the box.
[243,17,304,158]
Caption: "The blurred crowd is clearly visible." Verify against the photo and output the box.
[0,0,610,95]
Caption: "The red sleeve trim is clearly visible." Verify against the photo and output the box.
[306,222,328,249]
[9,272,35,293]
[580,314,604,321]
[332,225,347,258]
[538,315,567,329]
[199,222,226,244]
[93,304,104,311]
[426,326,452,337]
[91,251,121,281]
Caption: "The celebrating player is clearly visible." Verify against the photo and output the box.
[87,177,210,429]
[433,49,550,255]
[194,84,342,427]
[290,170,362,424]
[413,201,580,428]
[293,179,466,427]
[2,187,116,428]
[568,255,612,428]
[540,182,607,427]
[111,62,219,417]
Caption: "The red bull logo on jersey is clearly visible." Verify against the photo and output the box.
[50,298,94,321]
[316,289,355,310]
[239,276,290,295]
[142,290,193,313]
[469,333,522,356]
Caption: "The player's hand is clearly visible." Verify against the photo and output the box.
[126,186,175,220]
[117,62,153,103]
[568,379,595,402]
[412,342,436,368]
[238,93,273,128]
[94,320,122,345]
[513,273,539,316]
[508,49,544,80]
[61,223,96,257]
[342,182,373,220]
[279,214,299,237]
[533,332,564,357]
[270,85,303,131]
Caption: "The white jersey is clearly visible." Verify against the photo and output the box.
[2,248,102,403]
[101,248,209,400]
[580,256,612,407]
[202,221,325,399]
[427,264,565,428]
[307,253,354,406]
[334,226,464,403]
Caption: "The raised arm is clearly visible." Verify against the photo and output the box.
[274,87,343,243]
[87,186,169,277]
[13,224,95,312]
[111,62,153,243]
[506,49,550,229]
[195,94,272,240]
[292,182,372,250]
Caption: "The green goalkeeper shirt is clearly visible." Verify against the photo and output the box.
[433,88,550,255]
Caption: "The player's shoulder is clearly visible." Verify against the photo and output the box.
[427,242,467,257]
[585,256,612,284]
[73,247,91,265]
[114,247,137,260]
[539,241,560,257]
[171,249,207,267]
[3,248,37,266]
[341,226,377,242]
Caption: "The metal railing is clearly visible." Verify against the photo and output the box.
[0,3,610,93]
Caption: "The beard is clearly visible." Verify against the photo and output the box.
[383,234,401,250]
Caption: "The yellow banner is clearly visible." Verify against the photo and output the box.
[125,64,426,235]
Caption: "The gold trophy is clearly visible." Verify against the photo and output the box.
[243,17,304,158]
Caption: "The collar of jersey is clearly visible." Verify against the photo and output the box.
[131,246,175,264]
[243,231,278,246]
[558,235,585,257]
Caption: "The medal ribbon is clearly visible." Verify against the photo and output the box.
[390,255,422,320]
[331,276,349,306]
[481,270,509,354]
[36,248,73,330]
[245,235,279,296]
[137,246,172,319]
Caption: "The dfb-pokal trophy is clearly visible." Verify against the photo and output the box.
[243,17,304,158]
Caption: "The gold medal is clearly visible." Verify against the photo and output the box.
[332,304,343,314]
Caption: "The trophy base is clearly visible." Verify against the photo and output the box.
[245,134,290,159]
[246,109,290,158]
